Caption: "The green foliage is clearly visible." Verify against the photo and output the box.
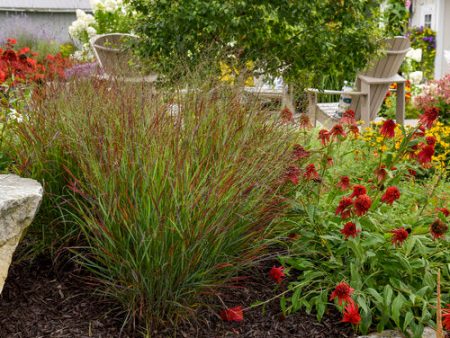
[383,0,409,37]
[408,27,436,81]
[127,0,383,86]
[10,74,300,329]
[279,123,450,337]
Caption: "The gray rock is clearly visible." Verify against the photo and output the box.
[358,327,436,338]
[0,174,43,294]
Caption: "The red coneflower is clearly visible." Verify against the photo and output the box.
[330,124,347,139]
[348,124,359,136]
[413,125,426,138]
[340,109,356,125]
[437,208,450,217]
[430,219,448,239]
[327,157,334,166]
[269,266,285,284]
[340,222,360,239]
[341,301,361,325]
[220,306,244,322]
[381,186,401,205]
[442,304,450,330]
[280,107,294,123]
[318,129,331,146]
[292,144,310,160]
[349,184,367,198]
[380,119,396,138]
[417,144,435,165]
[336,196,353,219]
[285,165,300,185]
[330,282,354,305]
[390,227,409,246]
[407,168,417,177]
[426,135,437,146]
[337,176,351,191]
[304,163,320,180]
[419,106,439,129]
[353,194,372,216]
[374,165,387,183]
[299,114,312,129]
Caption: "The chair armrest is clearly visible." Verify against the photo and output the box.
[305,88,367,96]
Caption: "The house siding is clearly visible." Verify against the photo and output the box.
[0,0,91,43]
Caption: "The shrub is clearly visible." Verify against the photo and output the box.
[277,115,450,337]
[11,75,300,329]
[127,0,382,86]
[414,74,450,125]
[408,27,436,81]
[69,0,133,60]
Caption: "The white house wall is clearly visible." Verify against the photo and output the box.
[0,0,91,42]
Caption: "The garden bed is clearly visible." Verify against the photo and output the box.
[0,248,354,338]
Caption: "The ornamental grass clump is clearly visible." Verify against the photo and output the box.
[12,76,298,329]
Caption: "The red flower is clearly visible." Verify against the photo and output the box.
[442,304,450,330]
[349,184,367,198]
[336,197,353,219]
[269,266,285,284]
[348,124,359,136]
[327,157,334,166]
[390,227,409,246]
[292,144,310,160]
[7,38,16,45]
[330,282,354,305]
[299,114,311,129]
[340,109,356,125]
[280,107,294,123]
[437,208,450,217]
[413,125,426,138]
[330,124,347,139]
[381,186,400,205]
[407,169,417,177]
[220,306,244,322]
[318,129,331,146]
[426,136,437,146]
[417,144,435,164]
[341,301,361,325]
[419,107,439,129]
[353,194,372,216]
[430,219,448,239]
[380,119,396,138]
[304,163,320,180]
[374,165,387,183]
[337,176,351,191]
[285,165,300,185]
[340,222,360,239]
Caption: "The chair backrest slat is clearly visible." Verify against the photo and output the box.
[351,37,410,120]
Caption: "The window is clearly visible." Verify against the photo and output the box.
[424,14,432,28]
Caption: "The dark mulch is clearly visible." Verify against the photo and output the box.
[0,255,354,338]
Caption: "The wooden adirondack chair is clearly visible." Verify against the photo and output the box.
[90,33,158,83]
[306,37,410,128]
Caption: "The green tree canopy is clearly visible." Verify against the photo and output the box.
[128,0,383,86]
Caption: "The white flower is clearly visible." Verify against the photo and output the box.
[103,0,118,12]
[76,9,87,19]
[406,48,422,63]
[8,109,23,123]
[444,50,450,65]
[86,26,97,37]
[408,71,423,84]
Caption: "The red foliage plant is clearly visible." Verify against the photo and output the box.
[0,38,70,85]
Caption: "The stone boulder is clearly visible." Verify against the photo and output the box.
[0,174,43,294]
